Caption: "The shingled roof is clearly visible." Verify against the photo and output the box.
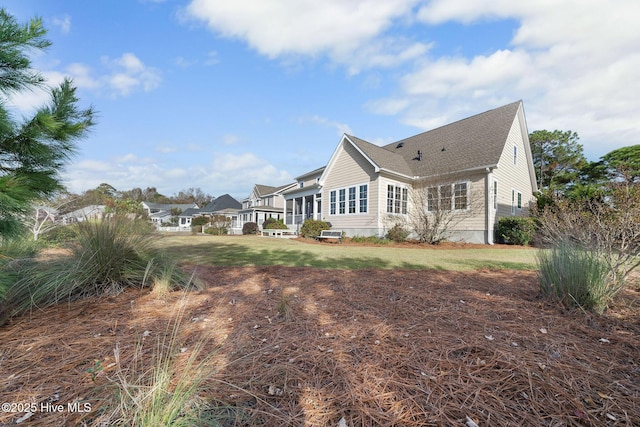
[200,194,241,213]
[346,101,523,178]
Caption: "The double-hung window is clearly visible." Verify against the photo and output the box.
[386,185,408,214]
[427,182,468,212]
[329,184,368,215]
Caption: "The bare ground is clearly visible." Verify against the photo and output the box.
[0,266,638,426]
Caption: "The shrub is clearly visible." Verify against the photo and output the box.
[262,218,288,229]
[3,216,197,320]
[39,224,78,246]
[350,235,389,245]
[191,216,209,227]
[386,224,409,243]
[242,222,258,235]
[299,219,330,238]
[496,216,536,245]
[537,241,620,313]
[204,226,228,235]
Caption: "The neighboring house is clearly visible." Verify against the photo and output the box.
[282,100,537,244]
[141,202,199,225]
[239,183,296,229]
[61,205,106,224]
[199,194,242,229]
[177,207,201,228]
[282,167,325,226]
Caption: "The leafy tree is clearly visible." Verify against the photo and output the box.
[599,144,640,184]
[529,130,586,194]
[171,187,213,207]
[0,9,95,239]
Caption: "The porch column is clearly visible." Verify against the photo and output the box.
[301,196,306,221]
[284,200,288,225]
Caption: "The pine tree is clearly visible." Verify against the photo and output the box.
[0,9,95,239]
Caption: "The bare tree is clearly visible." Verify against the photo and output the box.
[386,179,479,244]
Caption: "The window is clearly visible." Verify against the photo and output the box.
[330,184,368,215]
[493,181,498,210]
[517,191,522,210]
[348,187,356,214]
[427,187,438,212]
[330,191,336,215]
[299,182,304,188]
[511,189,515,214]
[427,183,468,211]
[441,185,453,211]
[454,183,468,210]
[387,184,408,214]
[513,145,518,165]
[359,185,368,213]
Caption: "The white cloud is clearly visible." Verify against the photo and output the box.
[63,151,292,197]
[101,53,162,96]
[184,0,421,72]
[301,115,353,136]
[222,134,240,146]
[382,0,640,159]
[51,15,72,33]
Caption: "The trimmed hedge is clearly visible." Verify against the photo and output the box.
[263,218,288,229]
[300,219,330,238]
[496,216,536,246]
[242,222,258,235]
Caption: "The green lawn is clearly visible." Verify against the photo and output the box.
[157,234,538,270]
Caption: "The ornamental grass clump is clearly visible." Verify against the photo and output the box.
[4,216,196,319]
[105,298,222,427]
[537,240,620,313]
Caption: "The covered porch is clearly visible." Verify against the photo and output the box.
[283,185,322,226]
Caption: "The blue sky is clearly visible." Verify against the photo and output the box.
[4,0,639,201]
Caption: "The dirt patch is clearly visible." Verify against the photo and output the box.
[0,267,638,426]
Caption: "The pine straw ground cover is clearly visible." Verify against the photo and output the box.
[0,267,638,426]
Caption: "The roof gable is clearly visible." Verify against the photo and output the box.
[382,101,523,177]
[201,194,241,213]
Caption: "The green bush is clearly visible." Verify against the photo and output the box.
[242,222,258,235]
[262,218,288,229]
[386,224,409,243]
[39,224,78,246]
[537,241,621,313]
[300,219,330,238]
[496,216,536,245]
[204,226,228,235]
[191,216,209,227]
[3,216,196,321]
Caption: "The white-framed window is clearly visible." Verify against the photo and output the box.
[386,184,408,214]
[359,184,368,213]
[330,191,336,215]
[511,189,522,213]
[329,184,368,215]
[513,145,518,165]
[493,180,498,210]
[517,191,522,210]
[427,182,469,212]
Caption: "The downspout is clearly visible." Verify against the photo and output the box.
[485,168,494,245]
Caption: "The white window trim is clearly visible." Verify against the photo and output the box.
[511,189,522,214]
[427,181,470,212]
[513,145,518,165]
[492,180,498,210]
[329,183,369,216]
[386,183,408,215]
